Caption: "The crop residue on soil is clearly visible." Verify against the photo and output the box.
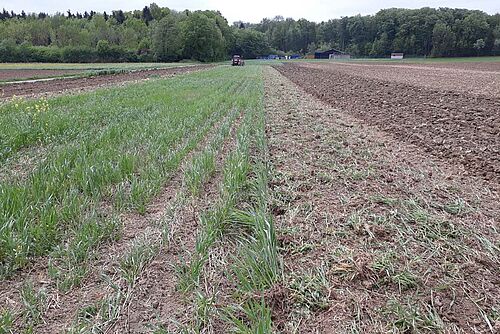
[265,66,499,333]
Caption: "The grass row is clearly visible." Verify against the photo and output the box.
[224,95,281,333]
[0,66,246,276]
[0,66,258,333]
[46,102,236,293]
[175,66,282,332]
[0,65,201,84]
[62,73,252,334]
[0,69,124,84]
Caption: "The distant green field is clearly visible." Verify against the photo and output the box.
[2,56,499,71]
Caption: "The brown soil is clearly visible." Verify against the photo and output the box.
[0,65,212,100]
[265,66,499,333]
[305,61,500,97]
[275,62,500,186]
[376,60,500,72]
[0,69,82,81]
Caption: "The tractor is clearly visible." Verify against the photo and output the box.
[232,55,245,66]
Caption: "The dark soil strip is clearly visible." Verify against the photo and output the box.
[274,63,500,186]
[0,65,212,99]
[0,69,83,82]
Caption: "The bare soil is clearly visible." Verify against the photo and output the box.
[265,66,499,333]
[380,60,500,72]
[0,65,212,99]
[275,62,500,186]
[0,69,82,81]
[306,61,500,97]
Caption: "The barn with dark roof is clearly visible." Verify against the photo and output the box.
[314,48,349,59]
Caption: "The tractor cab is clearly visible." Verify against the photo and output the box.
[232,55,245,66]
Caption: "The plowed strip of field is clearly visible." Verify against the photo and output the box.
[0,65,211,99]
[275,63,500,186]
[368,60,500,72]
[304,61,500,97]
[0,69,82,82]
[265,66,499,333]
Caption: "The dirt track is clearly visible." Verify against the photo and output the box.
[0,65,212,99]
[275,62,500,186]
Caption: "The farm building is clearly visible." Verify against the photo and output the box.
[314,48,349,59]
[391,52,404,59]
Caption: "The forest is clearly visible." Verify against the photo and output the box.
[0,4,499,62]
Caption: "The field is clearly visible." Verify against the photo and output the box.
[0,60,498,333]
[0,63,193,82]
[0,64,209,99]
[248,56,500,66]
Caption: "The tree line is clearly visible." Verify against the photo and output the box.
[0,4,499,63]
[0,4,267,63]
[247,7,500,57]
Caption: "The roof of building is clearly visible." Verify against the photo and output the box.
[315,48,347,55]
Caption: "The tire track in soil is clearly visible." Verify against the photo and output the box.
[264,66,499,333]
[0,105,235,333]
[111,112,244,334]
[275,63,500,186]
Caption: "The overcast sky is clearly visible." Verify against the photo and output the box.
[3,0,500,23]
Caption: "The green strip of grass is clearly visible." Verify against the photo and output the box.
[175,65,280,332]
[0,66,247,276]
[65,66,265,334]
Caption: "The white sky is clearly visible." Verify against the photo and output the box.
[3,0,500,23]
